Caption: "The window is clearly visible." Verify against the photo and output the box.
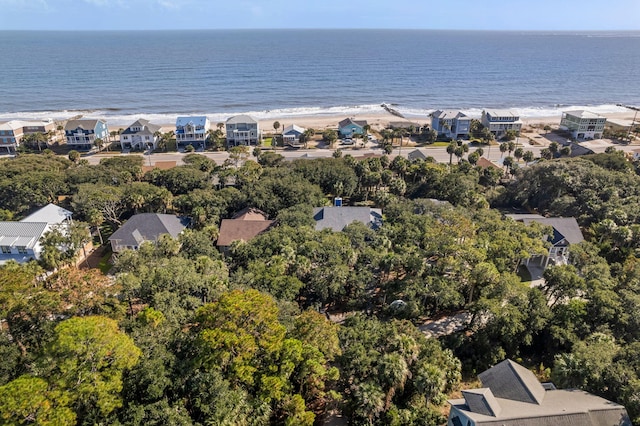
[1,246,11,254]
[17,246,27,254]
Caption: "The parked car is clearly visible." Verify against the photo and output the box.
[342,138,354,145]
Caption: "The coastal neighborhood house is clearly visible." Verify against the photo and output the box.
[217,208,274,252]
[338,118,368,138]
[0,119,57,153]
[313,202,382,232]
[65,119,109,150]
[120,119,161,150]
[108,213,189,252]
[175,116,210,148]
[0,204,73,265]
[560,110,606,140]
[226,115,260,146]
[282,124,306,146]
[506,214,584,267]
[481,110,522,139]
[431,110,471,139]
[448,359,630,426]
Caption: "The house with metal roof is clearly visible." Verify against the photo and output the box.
[120,119,162,150]
[216,208,274,252]
[506,214,584,267]
[175,116,210,148]
[431,110,472,139]
[0,204,73,265]
[338,118,368,138]
[225,115,260,146]
[65,119,109,150]
[560,110,606,140]
[282,124,306,146]
[481,110,522,139]
[312,203,382,232]
[448,359,631,426]
[108,213,189,252]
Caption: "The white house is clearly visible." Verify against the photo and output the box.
[175,116,210,148]
[481,110,522,138]
[282,124,306,146]
[431,110,471,139]
[560,110,606,140]
[120,119,162,150]
[0,204,73,265]
[226,115,260,146]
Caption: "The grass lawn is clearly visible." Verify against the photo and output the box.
[97,249,113,275]
[431,142,451,147]
[262,137,273,147]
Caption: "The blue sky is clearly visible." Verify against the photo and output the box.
[1,0,639,31]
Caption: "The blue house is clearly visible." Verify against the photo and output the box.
[282,124,306,146]
[338,118,368,138]
[176,116,210,147]
[64,119,109,150]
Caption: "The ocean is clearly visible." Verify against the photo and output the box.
[0,29,639,124]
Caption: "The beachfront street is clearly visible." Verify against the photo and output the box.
[84,139,634,167]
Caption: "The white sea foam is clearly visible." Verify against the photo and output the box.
[0,104,635,126]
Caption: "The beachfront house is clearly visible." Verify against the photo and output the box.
[0,204,73,265]
[175,116,210,148]
[120,119,162,151]
[225,115,260,146]
[108,213,189,253]
[313,200,382,232]
[0,119,57,153]
[481,110,522,139]
[338,118,368,138]
[217,208,274,253]
[282,124,306,146]
[65,119,109,151]
[506,214,584,267]
[448,359,631,426]
[431,110,471,139]
[560,110,606,140]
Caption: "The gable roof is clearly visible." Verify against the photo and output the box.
[282,124,306,135]
[407,149,430,161]
[217,208,274,246]
[108,213,189,247]
[312,206,382,232]
[0,222,48,249]
[121,119,161,136]
[432,110,469,120]
[479,359,546,405]
[65,119,104,131]
[476,157,502,170]
[226,114,258,125]
[176,116,208,127]
[338,118,367,129]
[520,217,584,245]
[563,110,605,119]
[20,204,73,225]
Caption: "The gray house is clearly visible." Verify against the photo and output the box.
[313,204,382,232]
[108,213,189,252]
[226,115,260,146]
[448,359,631,426]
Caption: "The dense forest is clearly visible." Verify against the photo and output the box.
[2,147,640,425]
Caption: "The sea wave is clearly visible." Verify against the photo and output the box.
[0,103,635,126]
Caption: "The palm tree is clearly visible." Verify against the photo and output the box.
[540,148,553,160]
[523,150,535,163]
[499,142,508,157]
[507,141,516,155]
[514,147,524,162]
[549,141,560,156]
[87,209,105,245]
[302,128,315,149]
[560,146,571,157]
[503,156,514,173]
[446,141,457,165]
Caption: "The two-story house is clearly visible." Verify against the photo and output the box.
[65,119,109,150]
[338,118,368,138]
[0,121,25,153]
[226,115,260,146]
[481,110,522,139]
[560,110,606,140]
[120,119,162,150]
[175,116,210,148]
[431,110,472,139]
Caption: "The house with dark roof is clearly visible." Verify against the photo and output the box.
[226,115,260,146]
[120,119,161,150]
[407,148,434,162]
[312,204,382,232]
[216,208,274,252]
[108,213,189,252]
[506,214,584,267]
[448,359,630,426]
[338,118,368,138]
[65,119,109,150]
[0,204,73,264]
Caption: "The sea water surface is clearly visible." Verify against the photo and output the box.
[0,29,639,124]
